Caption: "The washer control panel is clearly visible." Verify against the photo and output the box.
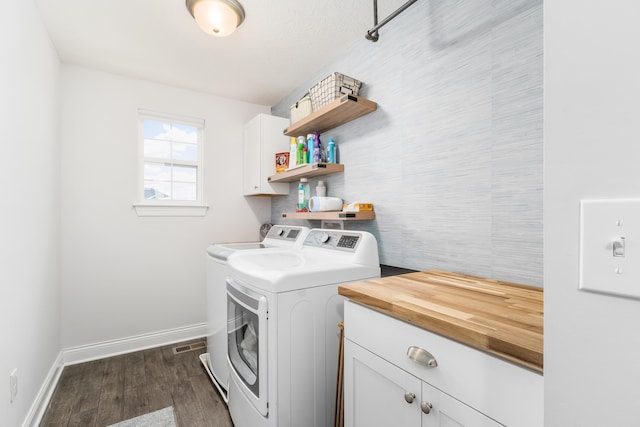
[304,230,362,252]
[267,225,305,241]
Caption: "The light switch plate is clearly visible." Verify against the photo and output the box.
[580,199,640,299]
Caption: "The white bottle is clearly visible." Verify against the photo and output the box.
[289,137,297,169]
[316,180,326,197]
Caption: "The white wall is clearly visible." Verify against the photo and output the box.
[545,2,640,425]
[0,1,60,425]
[60,66,271,350]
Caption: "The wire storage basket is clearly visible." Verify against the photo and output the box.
[309,72,362,111]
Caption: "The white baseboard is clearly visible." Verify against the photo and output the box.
[23,351,64,427]
[63,323,208,366]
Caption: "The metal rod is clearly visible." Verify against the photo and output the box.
[366,0,379,41]
[366,0,418,41]
[373,0,379,28]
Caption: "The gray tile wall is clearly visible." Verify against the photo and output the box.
[271,0,543,286]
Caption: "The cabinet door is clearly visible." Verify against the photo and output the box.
[345,340,422,427]
[243,116,261,195]
[242,114,290,196]
[420,381,503,427]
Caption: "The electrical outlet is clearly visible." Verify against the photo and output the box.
[9,369,17,403]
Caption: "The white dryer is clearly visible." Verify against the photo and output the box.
[201,225,309,403]
[225,229,380,427]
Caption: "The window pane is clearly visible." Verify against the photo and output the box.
[172,142,198,162]
[144,181,171,199]
[173,182,197,201]
[173,165,197,183]
[140,112,203,204]
[143,119,170,140]
[171,123,198,143]
[144,139,171,159]
[144,162,171,181]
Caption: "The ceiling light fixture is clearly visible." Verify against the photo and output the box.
[186,0,245,37]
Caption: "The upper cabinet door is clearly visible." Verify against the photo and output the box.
[243,114,290,196]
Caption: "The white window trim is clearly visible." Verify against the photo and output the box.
[132,204,209,217]
[133,109,209,217]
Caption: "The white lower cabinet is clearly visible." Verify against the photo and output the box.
[347,341,500,427]
[343,301,543,427]
[420,381,500,427]
[348,340,421,427]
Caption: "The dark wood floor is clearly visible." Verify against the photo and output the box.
[40,339,233,427]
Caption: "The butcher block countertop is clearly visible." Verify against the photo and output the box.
[339,269,543,373]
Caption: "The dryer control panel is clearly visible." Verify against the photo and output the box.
[304,230,362,252]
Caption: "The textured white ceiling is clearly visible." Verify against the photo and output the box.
[35,0,407,106]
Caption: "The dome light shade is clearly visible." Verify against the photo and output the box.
[186,0,245,37]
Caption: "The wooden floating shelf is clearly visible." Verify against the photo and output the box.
[283,95,377,136]
[282,211,375,221]
[268,163,344,183]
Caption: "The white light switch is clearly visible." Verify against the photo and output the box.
[580,199,640,299]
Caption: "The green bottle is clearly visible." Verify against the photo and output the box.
[296,136,306,165]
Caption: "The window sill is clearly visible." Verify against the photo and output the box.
[133,203,209,217]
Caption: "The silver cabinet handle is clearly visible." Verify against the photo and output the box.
[407,346,438,368]
[421,402,433,414]
[404,392,416,404]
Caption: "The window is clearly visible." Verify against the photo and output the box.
[134,110,208,216]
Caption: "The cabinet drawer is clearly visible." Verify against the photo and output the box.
[344,301,543,427]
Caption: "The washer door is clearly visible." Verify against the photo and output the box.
[226,278,268,416]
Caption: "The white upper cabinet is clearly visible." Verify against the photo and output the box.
[243,114,290,196]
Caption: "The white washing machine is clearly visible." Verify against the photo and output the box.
[225,229,380,427]
[201,225,309,403]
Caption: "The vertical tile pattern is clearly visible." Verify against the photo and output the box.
[272,0,543,286]
[491,2,544,285]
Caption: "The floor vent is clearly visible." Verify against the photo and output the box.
[172,341,206,355]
